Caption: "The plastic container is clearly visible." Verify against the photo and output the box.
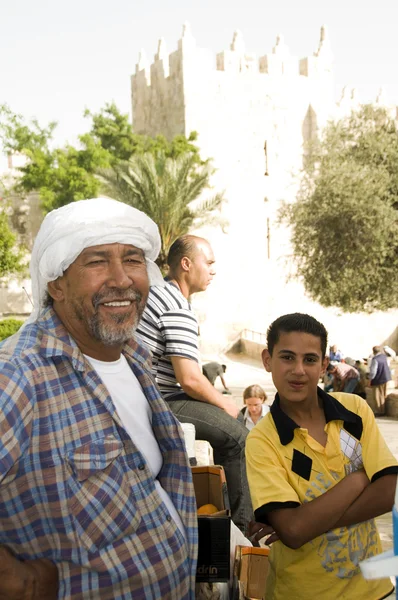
[180,422,197,466]
[360,478,398,596]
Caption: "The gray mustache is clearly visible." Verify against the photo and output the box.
[92,289,143,309]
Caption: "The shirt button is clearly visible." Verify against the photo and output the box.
[138,464,145,471]
[166,515,172,522]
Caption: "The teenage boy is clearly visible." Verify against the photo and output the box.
[246,313,398,600]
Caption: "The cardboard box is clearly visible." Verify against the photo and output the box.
[191,465,231,583]
[233,546,270,600]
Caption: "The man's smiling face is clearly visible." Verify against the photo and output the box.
[49,243,149,353]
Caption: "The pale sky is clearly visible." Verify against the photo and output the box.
[1,0,398,147]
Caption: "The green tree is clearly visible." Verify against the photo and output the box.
[0,211,25,278]
[0,103,203,213]
[280,105,398,313]
[0,104,110,212]
[0,318,24,341]
[85,102,203,164]
[98,152,225,271]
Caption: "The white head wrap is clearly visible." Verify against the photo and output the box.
[26,197,164,324]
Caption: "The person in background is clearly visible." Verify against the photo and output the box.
[202,361,230,393]
[327,361,360,393]
[247,312,397,600]
[136,234,252,534]
[240,384,269,431]
[369,346,392,416]
[329,344,344,362]
[354,359,368,399]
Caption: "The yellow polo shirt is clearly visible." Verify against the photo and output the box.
[246,389,398,600]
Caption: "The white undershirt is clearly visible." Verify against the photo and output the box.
[84,353,185,537]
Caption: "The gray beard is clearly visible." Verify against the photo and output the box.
[72,289,144,346]
[88,310,140,345]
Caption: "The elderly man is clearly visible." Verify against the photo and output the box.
[0,198,197,599]
[136,234,252,534]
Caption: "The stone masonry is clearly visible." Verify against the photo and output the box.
[131,24,398,356]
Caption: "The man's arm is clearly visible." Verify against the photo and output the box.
[170,356,238,418]
[264,470,369,549]
[369,357,378,382]
[336,376,345,392]
[219,375,230,392]
[334,473,396,528]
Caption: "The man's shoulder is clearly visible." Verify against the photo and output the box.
[0,322,42,363]
[147,283,190,312]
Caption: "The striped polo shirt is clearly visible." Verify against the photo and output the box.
[137,282,200,398]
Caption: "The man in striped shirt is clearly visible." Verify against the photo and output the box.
[136,235,253,534]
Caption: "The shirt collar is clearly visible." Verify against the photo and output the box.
[270,386,360,446]
[30,307,151,372]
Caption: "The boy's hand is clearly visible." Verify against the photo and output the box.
[249,520,279,545]
[347,469,370,495]
[0,546,58,600]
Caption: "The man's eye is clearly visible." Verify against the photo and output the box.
[125,258,144,264]
[281,355,293,360]
[88,260,105,265]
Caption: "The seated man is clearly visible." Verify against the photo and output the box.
[0,198,198,599]
[247,313,397,600]
[136,235,252,533]
[202,361,230,393]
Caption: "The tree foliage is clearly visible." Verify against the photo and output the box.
[0,318,24,341]
[0,103,203,213]
[0,211,25,278]
[0,104,109,212]
[85,103,203,164]
[98,152,224,271]
[281,105,398,313]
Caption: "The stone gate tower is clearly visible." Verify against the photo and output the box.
[131,24,397,356]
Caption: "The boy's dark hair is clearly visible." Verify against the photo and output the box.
[167,235,203,272]
[266,313,328,358]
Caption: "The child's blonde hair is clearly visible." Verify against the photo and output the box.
[243,384,267,403]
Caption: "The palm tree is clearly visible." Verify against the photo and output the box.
[97,152,225,271]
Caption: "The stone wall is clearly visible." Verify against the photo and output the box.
[131,24,398,359]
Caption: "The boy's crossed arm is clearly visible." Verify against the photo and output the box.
[252,471,396,549]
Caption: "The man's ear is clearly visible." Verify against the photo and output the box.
[47,278,66,303]
[262,348,272,373]
[181,256,191,272]
[321,357,328,376]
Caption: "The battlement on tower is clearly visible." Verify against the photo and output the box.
[131,23,338,139]
[132,23,334,90]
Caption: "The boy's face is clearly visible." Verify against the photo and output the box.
[262,331,327,404]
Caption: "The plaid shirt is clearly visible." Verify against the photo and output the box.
[0,308,198,599]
